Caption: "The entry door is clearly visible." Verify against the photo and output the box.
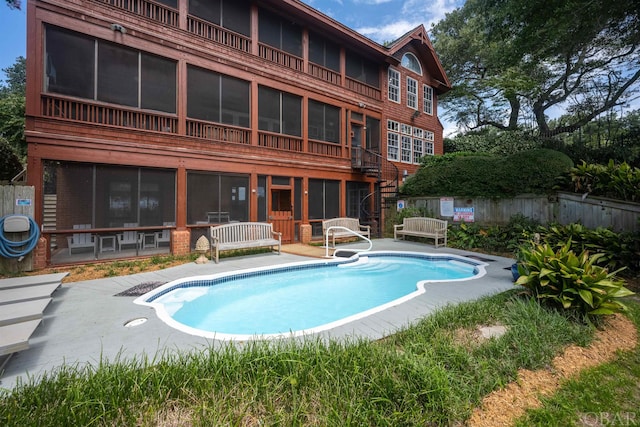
[269,188,294,243]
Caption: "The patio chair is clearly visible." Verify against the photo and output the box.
[116,223,142,251]
[154,222,174,248]
[66,224,95,255]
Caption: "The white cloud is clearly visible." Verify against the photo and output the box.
[356,20,417,42]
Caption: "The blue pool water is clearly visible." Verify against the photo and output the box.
[135,252,486,340]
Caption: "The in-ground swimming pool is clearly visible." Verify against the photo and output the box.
[135,251,487,340]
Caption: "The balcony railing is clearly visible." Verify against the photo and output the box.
[258,131,303,152]
[95,0,178,27]
[41,94,178,133]
[308,139,343,158]
[187,16,252,53]
[258,44,304,72]
[186,119,251,145]
[308,63,342,85]
[345,77,382,100]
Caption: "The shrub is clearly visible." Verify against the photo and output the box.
[561,160,640,202]
[401,149,573,198]
[515,241,634,317]
[0,136,23,181]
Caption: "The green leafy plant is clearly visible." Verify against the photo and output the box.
[515,241,634,317]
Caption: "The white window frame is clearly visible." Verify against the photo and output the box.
[387,119,399,132]
[387,132,399,161]
[423,84,433,115]
[388,68,400,103]
[412,138,423,164]
[401,135,412,163]
[425,141,434,155]
[407,77,418,110]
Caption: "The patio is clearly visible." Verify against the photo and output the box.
[0,239,516,392]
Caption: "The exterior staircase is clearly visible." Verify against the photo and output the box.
[351,147,399,237]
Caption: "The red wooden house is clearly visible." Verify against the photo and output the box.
[25,0,450,266]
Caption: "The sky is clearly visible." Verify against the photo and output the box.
[0,0,462,82]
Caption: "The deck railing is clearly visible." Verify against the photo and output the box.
[345,77,382,100]
[95,0,178,27]
[41,94,178,133]
[308,139,343,158]
[187,16,252,53]
[186,119,251,145]
[308,63,342,85]
[258,44,304,72]
[257,131,303,152]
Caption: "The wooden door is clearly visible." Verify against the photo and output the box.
[269,188,294,243]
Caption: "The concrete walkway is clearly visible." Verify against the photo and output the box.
[0,239,517,392]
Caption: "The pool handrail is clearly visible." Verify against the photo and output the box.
[324,225,372,258]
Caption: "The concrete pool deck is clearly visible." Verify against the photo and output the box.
[0,239,517,392]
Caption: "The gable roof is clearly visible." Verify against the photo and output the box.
[386,25,451,94]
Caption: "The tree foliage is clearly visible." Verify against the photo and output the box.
[5,0,20,9]
[401,149,573,198]
[0,136,23,181]
[0,57,26,160]
[431,0,640,137]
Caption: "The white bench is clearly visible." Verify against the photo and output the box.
[209,222,282,263]
[322,217,371,247]
[394,217,448,248]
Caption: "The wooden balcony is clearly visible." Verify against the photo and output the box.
[258,131,303,152]
[345,77,381,100]
[186,119,251,145]
[308,139,343,158]
[308,63,341,86]
[258,44,304,72]
[94,0,178,27]
[187,16,252,53]
[41,94,178,133]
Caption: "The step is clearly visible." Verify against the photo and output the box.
[0,319,42,356]
[0,282,61,306]
[0,298,51,327]
[0,272,68,291]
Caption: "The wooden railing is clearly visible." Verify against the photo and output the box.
[258,43,304,72]
[308,63,341,85]
[186,119,251,144]
[257,131,303,152]
[308,139,343,158]
[41,94,178,133]
[345,77,382,100]
[95,0,178,27]
[187,16,251,53]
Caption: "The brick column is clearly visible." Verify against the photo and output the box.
[171,229,191,256]
[32,236,48,270]
[299,224,312,244]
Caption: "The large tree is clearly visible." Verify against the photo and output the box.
[0,57,26,159]
[431,0,640,137]
[5,0,20,9]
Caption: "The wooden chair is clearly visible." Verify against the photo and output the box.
[117,223,142,251]
[154,222,174,248]
[66,224,95,255]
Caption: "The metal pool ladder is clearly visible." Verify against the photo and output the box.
[324,226,373,258]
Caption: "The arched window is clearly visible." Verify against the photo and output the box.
[401,53,422,75]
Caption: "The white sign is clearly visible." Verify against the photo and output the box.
[440,197,454,217]
[453,207,474,222]
[397,200,405,211]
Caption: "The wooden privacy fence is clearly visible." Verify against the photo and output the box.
[1,185,36,272]
[403,192,640,233]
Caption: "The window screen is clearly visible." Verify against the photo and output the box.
[259,8,302,56]
[259,86,301,136]
[308,100,340,143]
[308,179,340,219]
[141,53,176,113]
[345,50,379,88]
[189,0,250,36]
[309,32,340,71]
[45,26,95,99]
[97,43,138,107]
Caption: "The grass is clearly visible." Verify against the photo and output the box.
[2,291,637,426]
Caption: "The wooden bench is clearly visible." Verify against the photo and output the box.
[322,217,371,247]
[394,217,448,248]
[209,222,282,263]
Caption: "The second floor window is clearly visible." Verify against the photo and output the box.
[407,77,418,110]
[388,68,400,103]
[346,50,380,88]
[45,25,176,114]
[423,85,433,115]
[258,86,302,136]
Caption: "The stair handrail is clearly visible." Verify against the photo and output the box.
[324,225,372,258]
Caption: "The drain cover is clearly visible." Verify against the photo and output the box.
[124,317,148,328]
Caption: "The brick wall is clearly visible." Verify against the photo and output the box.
[171,229,191,256]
